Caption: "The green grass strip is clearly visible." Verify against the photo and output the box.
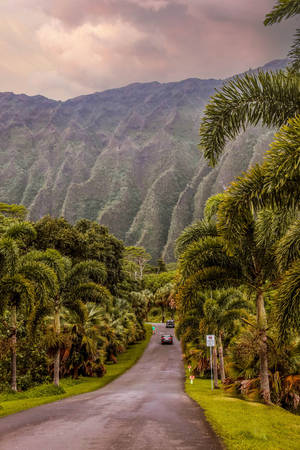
[186,377,300,450]
[0,324,152,418]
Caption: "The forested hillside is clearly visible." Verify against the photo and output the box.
[0,59,287,261]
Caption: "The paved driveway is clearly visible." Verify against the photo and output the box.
[0,323,222,450]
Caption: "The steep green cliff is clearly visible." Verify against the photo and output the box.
[0,60,286,261]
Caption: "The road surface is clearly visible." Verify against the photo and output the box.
[0,323,222,450]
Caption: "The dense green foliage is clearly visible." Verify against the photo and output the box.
[0,209,149,393]
[176,0,300,412]
[0,324,152,417]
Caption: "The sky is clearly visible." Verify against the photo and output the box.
[0,0,297,100]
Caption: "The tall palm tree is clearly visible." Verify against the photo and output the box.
[60,302,106,378]
[178,204,292,403]
[0,225,58,391]
[200,289,249,385]
[29,251,112,386]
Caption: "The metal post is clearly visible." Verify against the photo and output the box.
[210,346,213,390]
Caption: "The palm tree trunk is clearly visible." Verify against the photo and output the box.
[218,333,226,383]
[212,345,219,388]
[256,290,271,404]
[53,302,60,387]
[161,306,165,323]
[10,305,17,392]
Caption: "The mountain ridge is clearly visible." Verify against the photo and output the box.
[0,59,287,261]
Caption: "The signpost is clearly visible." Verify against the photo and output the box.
[206,335,215,391]
[189,375,195,384]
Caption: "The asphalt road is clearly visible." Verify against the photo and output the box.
[0,323,222,450]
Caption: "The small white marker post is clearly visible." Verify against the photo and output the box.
[190,375,195,384]
[206,335,215,391]
[188,364,191,373]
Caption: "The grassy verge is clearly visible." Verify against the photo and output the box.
[0,324,152,418]
[186,378,300,450]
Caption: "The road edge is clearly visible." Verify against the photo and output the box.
[0,324,152,418]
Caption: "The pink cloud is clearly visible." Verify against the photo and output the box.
[1,0,297,99]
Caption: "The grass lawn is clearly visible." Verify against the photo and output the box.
[186,378,300,450]
[0,324,152,418]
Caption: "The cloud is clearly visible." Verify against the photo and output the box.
[0,0,297,99]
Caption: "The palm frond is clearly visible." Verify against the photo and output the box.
[0,237,19,277]
[214,115,300,243]
[288,28,300,72]
[254,208,295,255]
[5,222,37,242]
[276,259,300,340]
[19,261,58,301]
[67,281,112,305]
[264,0,300,25]
[199,71,299,166]
[183,267,241,298]
[22,249,70,285]
[175,220,218,257]
[217,190,253,243]
[67,260,107,286]
[0,274,35,311]
[63,300,87,322]
[0,202,27,220]
[276,218,300,271]
[204,193,225,221]
[28,303,52,336]
[261,114,300,209]
[216,115,300,241]
[179,236,233,279]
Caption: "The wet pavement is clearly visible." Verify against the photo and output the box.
[0,323,222,450]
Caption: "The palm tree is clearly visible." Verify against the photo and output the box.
[197,3,300,223]
[0,225,58,391]
[155,282,175,322]
[175,219,218,258]
[198,0,299,167]
[193,0,300,397]
[274,218,300,339]
[178,202,293,403]
[60,302,106,378]
[29,251,112,386]
[198,117,300,345]
[206,116,300,221]
[199,71,299,167]
[200,289,249,384]
[130,290,150,326]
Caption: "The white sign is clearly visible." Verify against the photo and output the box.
[206,335,215,347]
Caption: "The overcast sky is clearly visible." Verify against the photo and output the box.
[0,0,296,100]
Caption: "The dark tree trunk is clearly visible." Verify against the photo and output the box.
[218,333,226,383]
[256,290,271,404]
[10,306,17,392]
[53,302,61,386]
[53,349,60,387]
[212,346,219,388]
